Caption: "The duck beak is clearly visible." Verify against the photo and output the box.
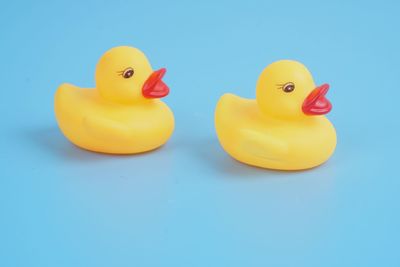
[302,83,332,115]
[142,68,169,98]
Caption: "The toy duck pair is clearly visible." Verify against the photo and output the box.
[55,46,336,170]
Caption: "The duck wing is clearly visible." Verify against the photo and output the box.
[83,116,134,143]
[238,129,289,161]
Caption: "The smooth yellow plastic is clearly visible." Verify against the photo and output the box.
[215,60,336,170]
[55,46,174,154]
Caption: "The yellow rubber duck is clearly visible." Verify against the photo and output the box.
[55,46,174,154]
[215,60,336,170]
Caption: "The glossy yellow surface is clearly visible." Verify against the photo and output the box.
[215,60,336,170]
[55,46,174,154]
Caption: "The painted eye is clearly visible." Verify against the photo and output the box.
[121,68,134,79]
[282,82,295,93]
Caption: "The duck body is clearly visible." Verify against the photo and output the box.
[55,84,174,154]
[215,60,337,170]
[54,46,174,154]
[215,94,336,170]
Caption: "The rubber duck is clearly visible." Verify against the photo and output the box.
[55,46,174,154]
[215,60,336,170]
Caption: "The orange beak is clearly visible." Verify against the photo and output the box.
[142,68,169,98]
[302,83,332,115]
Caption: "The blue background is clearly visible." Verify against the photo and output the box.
[1,0,399,266]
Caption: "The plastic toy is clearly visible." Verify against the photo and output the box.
[215,60,336,170]
[55,46,174,154]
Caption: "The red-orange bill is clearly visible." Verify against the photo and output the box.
[142,68,169,98]
[302,83,332,115]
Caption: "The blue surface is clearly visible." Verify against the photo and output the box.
[1,0,399,266]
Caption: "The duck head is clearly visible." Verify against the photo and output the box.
[256,60,331,120]
[95,46,169,104]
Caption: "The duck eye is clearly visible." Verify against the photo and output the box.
[121,68,134,79]
[282,82,295,93]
